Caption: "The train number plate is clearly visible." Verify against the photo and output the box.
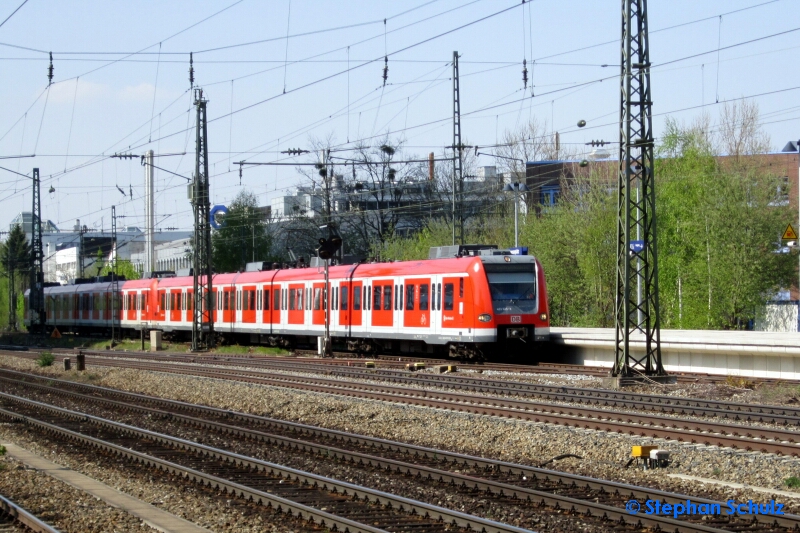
[510,316,521,323]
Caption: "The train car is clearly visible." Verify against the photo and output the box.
[25,246,550,360]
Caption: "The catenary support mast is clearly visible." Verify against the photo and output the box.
[614,0,665,377]
[29,168,44,332]
[451,51,464,246]
[191,89,214,351]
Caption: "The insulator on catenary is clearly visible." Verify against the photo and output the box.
[189,52,194,88]
[382,56,388,86]
[522,59,528,90]
[47,52,54,85]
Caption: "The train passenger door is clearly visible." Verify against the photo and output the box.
[311,282,325,326]
[441,276,465,329]
[242,285,256,324]
[349,282,362,328]
[170,290,181,322]
[403,278,431,329]
[371,280,393,328]
[222,286,235,323]
[287,284,304,325]
[338,283,352,329]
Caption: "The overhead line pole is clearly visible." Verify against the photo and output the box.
[29,168,45,333]
[452,51,464,246]
[613,0,667,381]
[191,88,214,351]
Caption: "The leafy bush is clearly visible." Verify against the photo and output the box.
[785,476,800,489]
[724,375,755,389]
[36,352,55,367]
[0,445,6,456]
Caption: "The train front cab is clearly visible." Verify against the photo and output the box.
[475,254,550,360]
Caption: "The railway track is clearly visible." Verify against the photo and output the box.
[0,391,535,533]
[4,374,799,533]
[0,494,60,533]
[9,348,800,426]
[6,351,800,457]
[82,351,800,424]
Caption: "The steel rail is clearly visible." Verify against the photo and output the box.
[0,392,533,533]
[5,371,799,532]
[8,353,800,456]
[49,356,800,455]
[10,349,800,424]
[123,354,800,424]
[0,494,61,533]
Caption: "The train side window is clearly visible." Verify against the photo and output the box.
[187,293,192,311]
[333,287,338,310]
[444,283,454,311]
[289,290,296,310]
[341,286,348,311]
[419,284,428,311]
[399,284,404,310]
[257,290,262,311]
[160,293,165,311]
[394,285,398,310]
[406,284,415,310]
[307,288,311,310]
[437,283,442,311]
[383,285,392,311]
[353,286,361,310]
[264,289,270,310]
[373,286,381,310]
[314,288,321,310]
[273,287,280,311]
[459,278,463,297]
[242,290,247,311]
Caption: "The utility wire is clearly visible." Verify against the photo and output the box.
[0,0,28,30]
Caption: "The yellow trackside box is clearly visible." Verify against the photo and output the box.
[631,445,657,458]
[365,361,376,368]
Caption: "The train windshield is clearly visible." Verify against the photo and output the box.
[487,272,537,314]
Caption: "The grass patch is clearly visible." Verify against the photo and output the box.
[36,352,55,367]
[213,344,288,356]
[0,445,6,456]
[785,476,800,489]
[724,375,755,389]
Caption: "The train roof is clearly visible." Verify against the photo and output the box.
[41,255,539,293]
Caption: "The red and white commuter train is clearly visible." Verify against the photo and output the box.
[26,247,550,359]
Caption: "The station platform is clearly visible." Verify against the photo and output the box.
[550,328,800,380]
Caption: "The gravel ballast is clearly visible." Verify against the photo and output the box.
[1,353,799,526]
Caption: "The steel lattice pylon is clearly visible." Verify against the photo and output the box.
[614,0,664,377]
[191,89,215,351]
[451,51,464,246]
[29,168,45,332]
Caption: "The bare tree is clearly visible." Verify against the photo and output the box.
[495,117,576,177]
[718,100,771,159]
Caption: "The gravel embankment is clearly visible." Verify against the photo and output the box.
[1,354,799,522]
[0,453,158,532]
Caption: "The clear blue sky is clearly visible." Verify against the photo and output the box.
[0,0,797,233]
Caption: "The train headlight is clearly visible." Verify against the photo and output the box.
[539,313,548,321]
[478,314,491,322]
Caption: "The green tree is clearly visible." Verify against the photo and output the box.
[0,224,30,331]
[99,259,140,280]
[211,190,273,273]
[656,118,793,329]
